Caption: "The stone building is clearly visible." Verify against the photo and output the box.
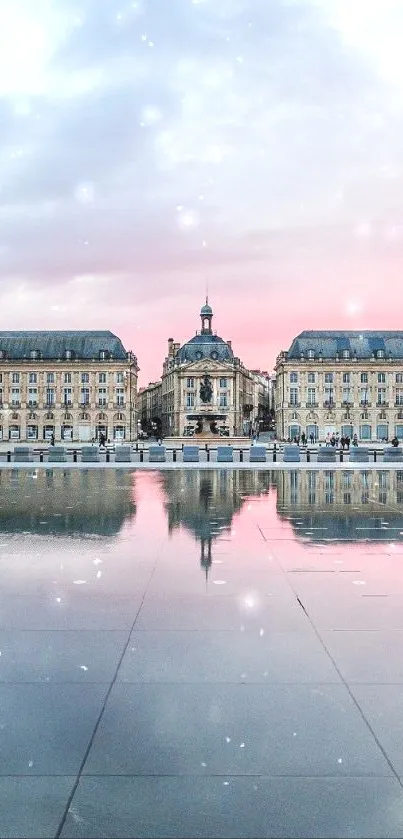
[275,330,403,443]
[0,331,138,443]
[138,301,267,437]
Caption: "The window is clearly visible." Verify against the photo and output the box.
[324,373,333,383]
[307,372,315,383]
[64,372,72,384]
[307,387,316,405]
[377,424,388,440]
[342,349,350,358]
[396,389,403,406]
[115,387,125,405]
[98,388,107,406]
[378,373,386,383]
[219,393,227,407]
[395,425,403,439]
[396,373,403,383]
[342,388,351,404]
[324,387,334,405]
[63,388,72,406]
[12,373,20,384]
[116,372,124,384]
[360,373,368,383]
[30,350,39,360]
[81,373,89,383]
[377,349,385,358]
[290,372,298,383]
[186,392,194,407]
[80,388,90,405]
[377,388,386,404]
[28,372,37,384]
[360,387,369,403]
[342,373,350,383]
[28,388,37,406]
[307,349,315,359]
[219,377,227,388]
[46,372,54,384]
[46,388,55,405]
[289,387,298,405]
[11,388,20,405]
[99,350,108,360]
[186,377,194,388]
[64,349,73,360]
[99,372,107,384]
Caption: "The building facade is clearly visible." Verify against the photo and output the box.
[0,331,138,443]
[138,301,268,437]
[275,330,403,442]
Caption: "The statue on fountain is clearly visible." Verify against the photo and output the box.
[199,375,213,403]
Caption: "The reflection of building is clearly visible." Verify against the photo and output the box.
[275,331,403,442]
[138,301,269,437]
[0,331,138,443]
[162,470,270,576]
[0,469,136,535]
[275,469,403,540]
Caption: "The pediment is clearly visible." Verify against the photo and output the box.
[179,359,233,375]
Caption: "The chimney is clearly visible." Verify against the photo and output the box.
[173,342,180,354]
[168,338,174,357]
[227,341,232,350]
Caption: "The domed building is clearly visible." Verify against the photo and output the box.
[138,301,269,438]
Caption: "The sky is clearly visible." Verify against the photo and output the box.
[2,0,403,385]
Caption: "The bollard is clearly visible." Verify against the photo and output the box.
[40,451,44,463]
[240,449,243,462]
[374,449,377,463]
[106,450,110,463]
[307,449,310,463]
[273,444,277,463]
[7,451,11,462]
[207,448,210,462]
[205,443,208,452]
[173,449,177,462]
[140,449,144,462]
[135,442,138,453]
[73,450,77,463]
[339,449,343,462]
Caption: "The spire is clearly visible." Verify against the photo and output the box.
[200,297,213,335]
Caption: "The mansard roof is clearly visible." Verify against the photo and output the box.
[0,330,128,360]
[287,331,403,360]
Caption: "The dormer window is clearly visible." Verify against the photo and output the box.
[99,350,109,360]
[377,349,385,359]
[30,350,40,360]
[342,349,350,359]
[307,349,315,359]
[65,349,74,360]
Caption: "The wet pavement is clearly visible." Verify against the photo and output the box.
[1,468,403,837]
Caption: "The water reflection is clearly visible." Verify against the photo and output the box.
[162,470,270,576]
[275,469,403,542]
[0,469,136,537]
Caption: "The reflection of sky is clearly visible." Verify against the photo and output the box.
[5,2,403,382]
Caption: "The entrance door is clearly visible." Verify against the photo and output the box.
[44,425,54,441]
[306,424,318,442]
[78,425,91,442]
[62,425,73,441]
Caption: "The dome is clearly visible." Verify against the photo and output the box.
[200,302,213,316]
[177,333,234,364]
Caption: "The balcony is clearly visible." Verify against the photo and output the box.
[43,403,55,410]
[342,401,353,407]
[306,401,318,408]
[11,402,21,408]
[98,401,108,408]
[28,402,38,408]
[360,401,371,407]
[396,401,403,407]
[323,401,335,408]
[376,401,389,407]
[288,402,301,408]
[114,402,126,409]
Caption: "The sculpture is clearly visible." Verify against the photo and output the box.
[199,375,213,403]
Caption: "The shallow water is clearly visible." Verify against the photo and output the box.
[2,468,403,838]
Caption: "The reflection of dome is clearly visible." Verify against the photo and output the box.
[177,333,234,363]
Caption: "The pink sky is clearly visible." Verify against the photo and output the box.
[2,0,403,386]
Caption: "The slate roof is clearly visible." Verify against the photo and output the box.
[0,331,128,360]
[287,331,403,360]
[176,333,234,364]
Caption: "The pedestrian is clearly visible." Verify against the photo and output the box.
[345,435,350,449]
[309,432,314,445]
[392,436,399,447]
[340,436,345,450]
[301,432,306,446]
[50,432,55,446]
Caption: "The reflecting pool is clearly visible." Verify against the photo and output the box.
[2,468,403,838]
